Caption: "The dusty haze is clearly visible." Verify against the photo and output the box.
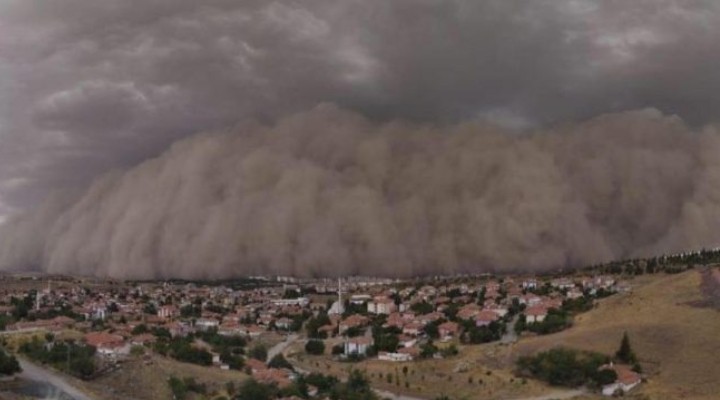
[1,105,719,279]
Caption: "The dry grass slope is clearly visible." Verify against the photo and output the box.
[512,268,720,400]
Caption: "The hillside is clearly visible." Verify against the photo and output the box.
[511,267,720,399]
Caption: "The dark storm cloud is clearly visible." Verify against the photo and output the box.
[2,0,720,277]
[2,106,720,279]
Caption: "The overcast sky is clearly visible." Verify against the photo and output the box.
[2,0,720,220]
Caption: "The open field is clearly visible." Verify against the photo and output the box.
[77,353,248,400]
[290,342,577,400]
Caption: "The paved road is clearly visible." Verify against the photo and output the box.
[17,357,95,400]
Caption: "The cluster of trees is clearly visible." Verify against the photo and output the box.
[19,337,96,378]
[516,347,615,388]
[588,248,720,276]
[154,336,212,366]
[248,344,268,362]
[305,339,325,355]
[460,320,505,344]
[306,313,332,339]
[131,324,171,339]
[517,308,571,335]
[0,315,11,331]
[371,324,400,353]
[0,349,21,376]
[517,333,642,389]
[230,370,377,400]
[150,328,249,369]
[168,376,207,400]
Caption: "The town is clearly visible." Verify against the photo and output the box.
[0,257,680,400]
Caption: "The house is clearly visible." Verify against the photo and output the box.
[600,363,641,396]
[438,321,460,341]
[275,317,293,330]
[457,304,481,320]
[339,314,369,334]
[485,304,509,317]
[157,305,178,319]
[84,332,128,357]
[384,313,406,329]
[525,306,548,323]
[350,294,372,305]
[195,318,219,331]
[402,322,424,337]
[417,312,443,325]
[245,358,268,374]
[551,278,575,290]
[475,310,500,327]
[368,296,397,315]
[344,336,373,356]
[218,321,242,336]
[520,294,542,306]
[397,334,417,348]
[522,279,538,289]
[130,333,157,346]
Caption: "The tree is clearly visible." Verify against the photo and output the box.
[594,368,618,386]
[143,303,157,315]
[168,376,188,400]
[423,322,440,339]
[0,350,21,376]
[305,339,325,355]
[236,378,276,400]
[268,353,293,370]
[615,332,637,364]
[131,324,149,335]
[248,344,268,362]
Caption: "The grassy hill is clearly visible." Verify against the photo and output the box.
[511,267,720,400]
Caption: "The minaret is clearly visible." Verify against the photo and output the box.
[337,278,345,314]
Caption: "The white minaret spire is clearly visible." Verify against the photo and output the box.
[338,278,342,309]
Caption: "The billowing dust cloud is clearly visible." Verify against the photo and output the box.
[1,105,719,279]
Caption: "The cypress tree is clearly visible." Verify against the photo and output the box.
[615,331,637,364]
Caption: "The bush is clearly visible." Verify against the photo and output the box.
[236,378,277,400]
[305,339,325,355]
[0,350,21,376]
[525,309,571,335]
[248,344,268,362]
[268,353,293,370]
[331,344,344,355]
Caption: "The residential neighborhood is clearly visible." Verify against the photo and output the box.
[0,268,648,399]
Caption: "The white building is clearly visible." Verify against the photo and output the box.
[600,364,641,396]
[272,297,310,307]
[378,352,413,362]
[344,337,373,356]
[195,318,220,331]
[367,296,397,315]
